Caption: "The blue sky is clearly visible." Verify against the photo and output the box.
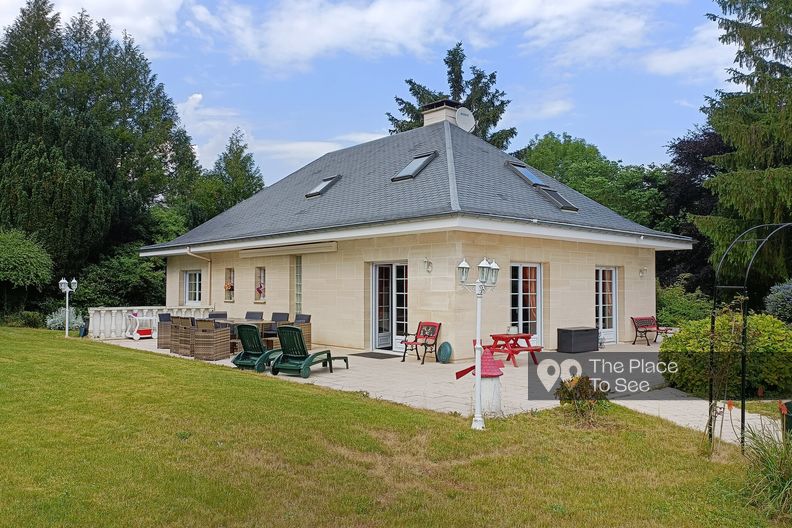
[1,0,736,185]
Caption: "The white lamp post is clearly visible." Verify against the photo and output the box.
[458,257,499,430]
[59,277,78,338]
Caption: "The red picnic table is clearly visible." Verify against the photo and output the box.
[485,333,542,367]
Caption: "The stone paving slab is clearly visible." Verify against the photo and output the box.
[103,338,773,444]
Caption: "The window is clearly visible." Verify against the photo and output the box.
[508,162,545,186]
[294,256,302,313]
[184,270,202,305]
[392,151,437,181]
[224,268,234,302]
[254,266,266,302]
[538,187,578,212]
[305,175,341,197]
[510,264,542,344]
[507,161,578,212]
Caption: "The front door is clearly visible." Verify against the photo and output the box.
[373,263,408,351]
[595,267,617,343]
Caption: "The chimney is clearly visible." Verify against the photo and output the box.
[420,99,462,127]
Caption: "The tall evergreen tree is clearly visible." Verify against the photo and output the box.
[0,0,62,100]
[387,43,517,149]
[695,0,792,283]
[186,129,263,227]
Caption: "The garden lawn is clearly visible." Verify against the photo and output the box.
[0,328,780,527]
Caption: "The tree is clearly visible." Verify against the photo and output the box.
[186,129,263,227]
[0,0,62,100]
[0,229,53,313]
[695,1,792,285]
[512,132,604,179]
[387,43,517,149]
[72,244,164,309]
[657,127,731,291]
[0,2,203,264]
[515,132,666,228]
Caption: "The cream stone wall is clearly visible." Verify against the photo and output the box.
[165,231,656,361]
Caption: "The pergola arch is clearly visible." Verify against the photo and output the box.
[708,223,792,450]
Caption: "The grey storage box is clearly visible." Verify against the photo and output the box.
[557,327,598,353]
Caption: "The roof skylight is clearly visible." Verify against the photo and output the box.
[392,151,437,182]
[538,188,578,212]
[305,175,341,198]
[507,161,578,212]
[508,162,545,186]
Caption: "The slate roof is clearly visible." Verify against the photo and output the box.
[143,121,689,252]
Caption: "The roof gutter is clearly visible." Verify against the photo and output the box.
[186,247,212,306]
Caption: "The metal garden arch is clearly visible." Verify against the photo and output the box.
[707,223,792,450]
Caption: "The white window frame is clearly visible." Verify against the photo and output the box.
[184,270,202,306]
[254,266,266,302]
[294,256,302,313]
[510,263,543,346]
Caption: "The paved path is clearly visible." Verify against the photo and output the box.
[615,387,772,445]
[107,339,774,444]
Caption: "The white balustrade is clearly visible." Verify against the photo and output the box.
[87,306,214,340]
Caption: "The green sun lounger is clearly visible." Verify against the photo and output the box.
[270,325,348,378]
[232,324,281,372]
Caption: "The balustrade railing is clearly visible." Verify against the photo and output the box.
[87,306,213,339]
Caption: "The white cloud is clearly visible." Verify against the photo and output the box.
[188,0,449,72]
[460,0,668,65]
[177,93,385,180]
[501,86,575,125]
[645,22,736,84]
[1,0,185,49]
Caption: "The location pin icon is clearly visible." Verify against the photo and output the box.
[536,359,560,392]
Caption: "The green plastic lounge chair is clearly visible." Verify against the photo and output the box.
[232,324,281,372]
[270,325,348,378]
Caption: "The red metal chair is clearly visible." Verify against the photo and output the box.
[401,322,441,364]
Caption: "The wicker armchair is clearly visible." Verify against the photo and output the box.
[157,313,172,349]
[171,316,196,356]
[193,319,231,360]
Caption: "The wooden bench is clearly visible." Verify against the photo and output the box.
[631,316,673,346]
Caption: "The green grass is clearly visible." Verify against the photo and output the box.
[0,328,780,527]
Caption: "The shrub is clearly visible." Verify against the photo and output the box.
[72,244,164,309]
[744,420,792,519]
[766,280,792,324]
[659,313,792,398]
[0,229,53,313]
[656,276,711,327]
[19,310,44,328]
[554,375,609,426]
[46,307,83,331]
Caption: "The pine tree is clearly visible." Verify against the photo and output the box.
[694,1,792,282]
[0,0,62,99]
[186,129,263,227]
[386,43,517,150]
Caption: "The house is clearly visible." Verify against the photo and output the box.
[140,100,691,359]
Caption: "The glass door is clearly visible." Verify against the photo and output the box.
[595,267,617,342]
[510,264,542,345]
[393,264,408,351]
[375,264,392,349]
[372,263,409,351]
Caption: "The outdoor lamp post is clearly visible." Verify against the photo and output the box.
[59,277,78,338]
[458,257,499,430]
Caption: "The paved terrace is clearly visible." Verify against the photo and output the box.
[110,338,768,445]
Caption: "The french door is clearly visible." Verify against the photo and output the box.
[510,264,542,346]
[372,263,408,351]
[595,267,617,343]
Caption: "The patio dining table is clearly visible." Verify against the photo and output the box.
[485,333,542,367]
[212,318,275,333]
